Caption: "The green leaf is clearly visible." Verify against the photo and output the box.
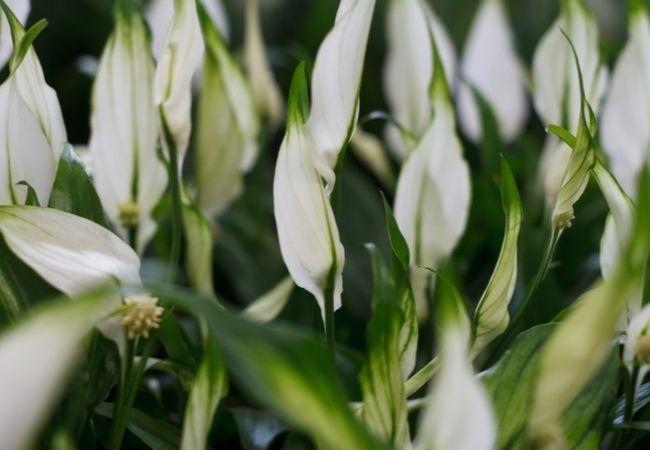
[483,324,555,450]
[154,284,387,450]
[181,200,215,296]
[232,408,287,450]
[95,402,181,450]
[381,195,418,377]
[471,157,523,357]
[181,340,228,450]
[547,124,576,148]
[359,244,409,448]
[16,181,40,206]
[48,144,110,228]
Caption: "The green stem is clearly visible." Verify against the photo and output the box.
[108,338,156,450]
[108,338,134,450]
[485,228,562,366]
[160,111,183,283]
[624,367,638,423]
[404,357,439,397]
[323,281,335,360]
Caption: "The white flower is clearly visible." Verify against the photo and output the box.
[383,0,456,160]
[153,0,204,163]
[273,65,344,319]
[0,76,55,205]
[304,0,377,171]
[394,54,471,317]
[456,0,528,143]
[89,4,167,253]
[600,2,650,197]
[244,0,284,127]
[196,10,261,218]
[415,279,496,450]
[532,0,607,207]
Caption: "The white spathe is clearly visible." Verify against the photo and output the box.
[244,0,284,127]
[394,85,471,313]
[89,7,167,253]
[600,6,650,197]
[0,206,141,295]
[153,0,205,163]
[383,0,456,160]
[0,293,116,450]
[0,76,55,206]
[457,0,528,143]
[533,0,607,208]
[304,0,377,170]
[273,120,345,317]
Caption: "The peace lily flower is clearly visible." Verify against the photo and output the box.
[600,0,650,198]
[244,0,284,127]
[384,0,456,160]
[0,290,117,450]
[273,63,345,319]
[0,1,67,206]
[456,0,528,143]
[304,0,376,172]
[394,43,471,318]
[0,206,162,346]
[532,0,607,209]
[89,1,167,253]
[415,279,496,450]
[196,5,261,218]
[0,0,28,69]
[153,0,204,164]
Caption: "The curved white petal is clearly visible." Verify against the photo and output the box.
[273,122,344,318]
[89,7,166,253]
[0,292,116,450]
[244,0,284,127]
[0,0,29,70]
[305,0,377,169]
[147,0,229,60]
[457,0,528,143]
[196,58,244,218]
[532,0,607,130]
[394,91,471,310]
[0,206,141,295]
[154,0,204,163]
[600,7,650,197]
[415,282,496,450]
[539,136,572,211]
[0,76,55,205]
[383,0,456,159]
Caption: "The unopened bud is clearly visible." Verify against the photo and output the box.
[119,201,139,228]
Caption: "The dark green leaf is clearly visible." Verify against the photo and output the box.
[48,144,109,228]
[16,181,40,206]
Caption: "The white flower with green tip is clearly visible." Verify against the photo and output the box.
[600,0,650,198]
[153,0,204,164]
[89,2,167,253]
[394,47,471,318]
[533,0,607,208]
[0,0,28,69]
[304,0,377,171]
[457,0,528,143]
[383,0,456,160]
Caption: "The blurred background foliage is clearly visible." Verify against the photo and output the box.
[25,0,645,347]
